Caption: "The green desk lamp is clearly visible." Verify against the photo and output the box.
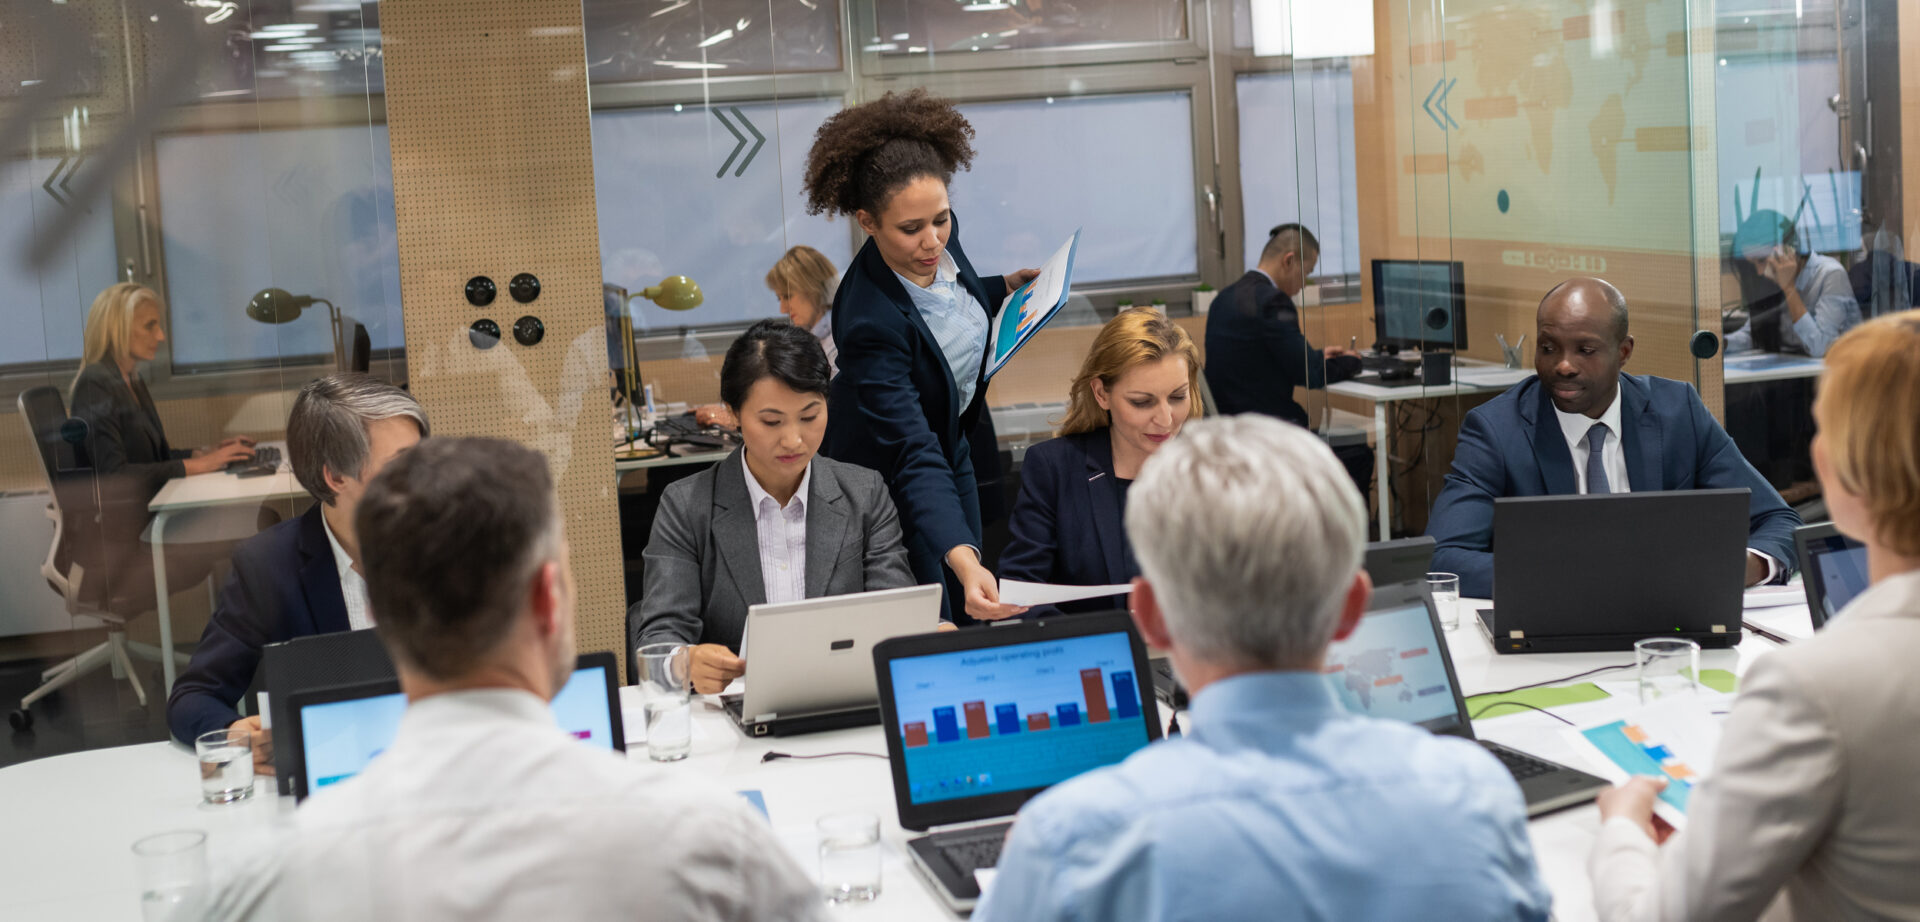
[247,287,345,371]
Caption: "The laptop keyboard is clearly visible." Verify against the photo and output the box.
[934,824,1012,876]
[1486,742,1555,781]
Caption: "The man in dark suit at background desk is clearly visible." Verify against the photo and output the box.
[1204,223,1371,495]
[165,374,428,771]
[1426,278,1799,598]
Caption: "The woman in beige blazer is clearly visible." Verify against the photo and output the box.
[1590,310,1920,921]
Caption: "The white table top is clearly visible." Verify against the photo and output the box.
[1326,362,1533,402]
[0,599,1809,921]
[1723,351,1824,385]
[147,442,306,514]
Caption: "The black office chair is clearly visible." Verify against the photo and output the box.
[12,386,173,730]
[348,320,371,373]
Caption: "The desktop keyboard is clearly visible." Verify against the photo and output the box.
[931,823,1012,876]
[1486,742,1555,781]
[226,445,281,478]
[1360,353,1417,374]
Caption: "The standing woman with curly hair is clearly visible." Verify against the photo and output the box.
[803,89,1037,624]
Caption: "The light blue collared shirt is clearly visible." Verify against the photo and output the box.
[974,671,1552,922]
[1727,253,1861,358]
[893,251,988,414]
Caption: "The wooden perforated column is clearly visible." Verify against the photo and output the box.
[380,2,627,675]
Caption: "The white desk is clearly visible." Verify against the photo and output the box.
[1723,351,1824,385]
[612,443,731,473]
[146,444,308,693]
[1326,363,1535,537]
[0,599,1808,921]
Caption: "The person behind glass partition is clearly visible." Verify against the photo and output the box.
[999,307,1203,617]
[1724,210,1862,357]
[692,245,843,430]
[1590,311,1920,921]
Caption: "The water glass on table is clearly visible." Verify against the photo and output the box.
[636,642,692,762]
[195,727,255,804]
[817,811,883,903]
[1635,638,1701,704]
[132,830,208,922]
[1425,572,1461,631]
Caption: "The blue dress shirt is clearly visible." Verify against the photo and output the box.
[974,671,1552,922]
[893,251,989,413]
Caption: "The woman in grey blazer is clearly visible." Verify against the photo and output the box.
[1591,311,1920,921]
[632,320,916,693]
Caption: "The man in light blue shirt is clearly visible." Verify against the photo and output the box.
[1725,210,1861,357]
[973,415,1551,922]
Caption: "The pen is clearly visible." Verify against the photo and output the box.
[1349,336,1357,353]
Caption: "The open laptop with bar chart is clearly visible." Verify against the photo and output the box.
[871,611,1162,914]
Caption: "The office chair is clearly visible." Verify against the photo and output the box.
[348,320,371,373]
[11,386,180,731]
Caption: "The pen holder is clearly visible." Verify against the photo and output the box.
[1496,333,1527,369]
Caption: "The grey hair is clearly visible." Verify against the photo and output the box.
[1125,415,1367,671]
[288,373,430,505]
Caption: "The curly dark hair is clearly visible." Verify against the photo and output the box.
[802,89,976,218]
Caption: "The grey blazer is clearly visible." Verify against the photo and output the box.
[631,450,916,656]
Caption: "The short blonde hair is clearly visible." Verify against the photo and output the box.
[72,283,161,393]
[1814,310,1920,556]
[1059,308,1205,436]
[764,245,838,312]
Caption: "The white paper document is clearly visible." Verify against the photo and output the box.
[1743,585,1806,609]
[997,579,1133,607]
[1566,700,1725,830]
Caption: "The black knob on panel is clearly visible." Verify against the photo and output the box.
[465,276,497,307]
[509,273,541,304]
[469,318,501,349]
[1690,330,1721,359]
[512,315,545,347]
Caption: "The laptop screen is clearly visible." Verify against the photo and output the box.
[299,662,618,792]
[1805,532,1870,624]
[885,629,1154,806]
[1322,595,1465,735]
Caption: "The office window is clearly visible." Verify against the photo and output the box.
[584,0,842,83]
[950,92,1198,285]
[868,0,1187,56]
[154,125,402,368]
[0,157,120,366]
[158,0,386,100]
[1236,68,1360,281]
[1714,53,1856,252]
[592,98,851,331]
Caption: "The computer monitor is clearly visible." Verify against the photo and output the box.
[1371,259,1467,351]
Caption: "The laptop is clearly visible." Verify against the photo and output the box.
[263,628,395,795]
[1332,580,1609,816]
[723,584,944,737]
[1481,490,1750,653]
[1365,535,1437,587]
[872,611,1162,915]
[285,651,624,800]
[1794,522,1870,628]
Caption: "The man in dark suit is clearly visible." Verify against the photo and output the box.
[1205,223,1370,497]
[165,374,428,772]
[1426,277,1800,597]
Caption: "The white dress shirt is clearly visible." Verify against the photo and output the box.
[1590,568,1920,922]
[810,310,838,379]
[196,689,824,922]
[320,510,373,631]
[742,452,811,605]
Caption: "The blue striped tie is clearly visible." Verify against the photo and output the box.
[1585,423,1611,494]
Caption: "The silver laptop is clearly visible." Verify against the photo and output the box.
[724,584,944,736]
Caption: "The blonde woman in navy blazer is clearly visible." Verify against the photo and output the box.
[1000,309,1205,617]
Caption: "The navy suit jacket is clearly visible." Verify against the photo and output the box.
[823,214,1008,620]
[1427,373,1801,598]
[999,430,1138,616]
[165,505,349,744]
[1204,271,1358,428]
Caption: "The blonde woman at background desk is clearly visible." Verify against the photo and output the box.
[634,320,916,694]
[1591,310,1920,922]
[693,246,841,430]
[999,308,1203,617]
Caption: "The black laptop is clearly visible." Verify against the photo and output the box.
[263,629,395,795]
[1794,522,1870,628]
[872,612,1162,915]
[1480,490,1750,653]
[1329,580,1608,816]
[1365,535,1437,587]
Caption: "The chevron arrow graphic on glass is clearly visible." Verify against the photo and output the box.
[41,152,87,210]
[712,106,767,179]
[1423,78,1459,131]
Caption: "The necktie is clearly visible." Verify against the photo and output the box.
[1585,423,1611,495]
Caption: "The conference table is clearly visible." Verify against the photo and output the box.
[0,592,1811,921]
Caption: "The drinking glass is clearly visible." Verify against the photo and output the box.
[637,642,692,762]
[1426,572,1461,631]
[132,830,207,922]
[817,811,882,903]
[195,727,254,804]
[1636,638,1701,704]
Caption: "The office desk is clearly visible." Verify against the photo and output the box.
[1327,363,1535,537]
[146,443,307,694]
[1723,351,1824,385]
[612,441,731,473]
[0,600,1805,921]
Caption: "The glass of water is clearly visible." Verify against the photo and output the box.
[132,830,207,921]
[1425,572,1461,631]
[818,811,882,903]
[637,642,692,762]
[195,727,255,804]
[1635,638,1701,704]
